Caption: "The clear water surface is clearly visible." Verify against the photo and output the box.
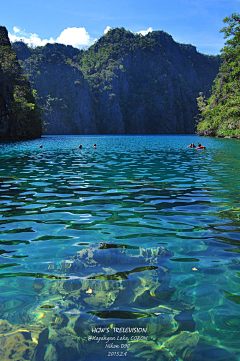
[0,135,240,361]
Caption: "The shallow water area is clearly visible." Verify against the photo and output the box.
[0,134,240,360]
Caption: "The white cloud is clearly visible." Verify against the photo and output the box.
[9,26,94,49]
[56,27,93,48]
[13,26,20,33]
[136,27,153,36]
[9,25,154,50]
[9,28,55,48]
[104,26,112,34]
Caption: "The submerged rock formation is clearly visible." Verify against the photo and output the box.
[2,242,236,360]
[0,243,200,360]
[0,243,199,360]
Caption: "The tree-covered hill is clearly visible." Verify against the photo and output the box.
[13,27,222,135]
[0,26,42,139]
[197,13,240,138]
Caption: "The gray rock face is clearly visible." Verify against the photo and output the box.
[99,65,128,134]
[0,65,13,137]
[92,33,220,134]
[32,63,97,135]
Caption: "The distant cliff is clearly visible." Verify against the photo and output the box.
[0,27,42,139]
[13,28,222,135]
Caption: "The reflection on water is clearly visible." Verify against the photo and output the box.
[0,135,240,360]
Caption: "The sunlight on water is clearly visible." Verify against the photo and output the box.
[0,135,240,360]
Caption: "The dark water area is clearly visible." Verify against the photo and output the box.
[0,134,240,361]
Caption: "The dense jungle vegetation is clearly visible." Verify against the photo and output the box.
[0,26,42,139]
[197,13,240,138]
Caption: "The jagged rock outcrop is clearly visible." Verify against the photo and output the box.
[0,26,42,139]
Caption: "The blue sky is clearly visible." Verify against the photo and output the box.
[1,0,240,55]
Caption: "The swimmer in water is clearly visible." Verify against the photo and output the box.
[39,145,43,148]
[93,144,96,147]
[79,145,82,149]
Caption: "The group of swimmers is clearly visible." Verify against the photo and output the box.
[79,144,96,148]
[39,144,97,149]
[188,143,196,148]
[187,142,205,149]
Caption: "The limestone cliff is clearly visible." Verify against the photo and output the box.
[0,26,42,139]
[12,28,221,135]
[13,42,97,135]
[0,64,13,137]
[82,29,221,134]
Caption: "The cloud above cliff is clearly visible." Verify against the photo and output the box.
[13,26,20,33]
[136,27,153,36]
[9,26,95,49]
[9,25,154,49]
[9,27,55,47]
[56,27,93,48]
[104,26,112,34]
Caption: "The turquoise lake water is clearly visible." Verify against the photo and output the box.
[0,134,240,361]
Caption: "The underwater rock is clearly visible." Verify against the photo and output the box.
[0,319,11,333]
[174,305,195,333]
[59,243,173,275]
[0,238,198,361]
[0,318,85,361]
[70,307,198,361]
[27,244,178,321]
[49,327,87,361]
[161,331,199,359]
[27,243,177,331]
[32,328,50,361]
[21,243,199,360]
[127,330,199,360]
[0,319,48,361]
[0,313,199,361]
[55,244,175,310]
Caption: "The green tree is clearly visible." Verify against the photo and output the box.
[0,32,42,138]
[197,13,240,137]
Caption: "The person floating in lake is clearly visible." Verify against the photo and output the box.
[79,145,82,149]
[196,142,206,149]
[93,144,97,148]
[187,143,196,148]
[39,145,43,148]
